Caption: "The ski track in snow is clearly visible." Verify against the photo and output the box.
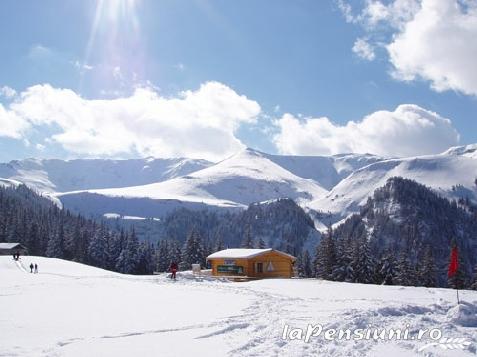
[1,257,476,357]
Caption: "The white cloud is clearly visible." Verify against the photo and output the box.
[352,38,376,60]
[72,60,94,72]
[341,0,477,96]
[0,86,17,98]
[4,82,260,161]
[0,104,29,139]
[273,104,460,157]
[27,44,54,60]
[387,0,477,95]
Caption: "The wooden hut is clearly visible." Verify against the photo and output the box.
[0,243,28,256]
[207,248,295,279]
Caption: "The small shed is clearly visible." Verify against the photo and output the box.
[0,243,28,256]
[207,248,296,279]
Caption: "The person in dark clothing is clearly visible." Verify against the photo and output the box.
[15,251,20,260]
[169,261,178,280]
[29,263,34,273]
[34,263,38,274]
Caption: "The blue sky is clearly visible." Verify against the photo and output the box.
[0,0,476,161]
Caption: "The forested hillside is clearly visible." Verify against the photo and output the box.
[0,185,155,274]
[313,177,477,288]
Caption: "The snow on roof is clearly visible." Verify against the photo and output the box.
[207,248,295,260]
[0,243,24,249]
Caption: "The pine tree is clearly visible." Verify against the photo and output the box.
[470,265,477,290]
[241,225,254,248]
[349,236,375,284]
[256,237,266,249]
[314,228,336,280]
[167,239,182,267]
[213,237,225,252]
[377,252,396,285]
[181,229,205,270]
[418,246,437,287]
[395,252,415,286]
[136,242,155,275]
[297,250,313,278]
[156,240,170,272]
[115,230,139,274]
[88,225,108,268]
[46,224,64,258]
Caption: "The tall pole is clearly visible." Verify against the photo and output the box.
[457,289,460,304]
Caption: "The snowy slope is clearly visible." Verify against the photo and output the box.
[260,152,383,190]
[56,149,330,216]
[1,256,476,356]
[0,157,213,193]
[310,145,477,220]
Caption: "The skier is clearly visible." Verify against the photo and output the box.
[169,261,178,280]
[15,251,20,260]
[34,263,38,274]
[29,263,34,273]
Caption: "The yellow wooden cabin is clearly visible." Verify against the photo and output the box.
[206,248,296,279]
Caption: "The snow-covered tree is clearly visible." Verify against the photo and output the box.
[315,228,336,280]
[349,236,375,284]
[256,236,266,249]
[395,252,415,286]
[241,225,254,248]
[417,246,437,287]
[156,240,170,272]
[46,224,64,258]
[297,250,313,278]
[115,230,139,274]
[136,242,155,275]
[376,252,396,285]
[88,225,108,268]
[470,265,477,290]
[181,229,206,270]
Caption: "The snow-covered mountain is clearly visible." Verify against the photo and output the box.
[309,144,477,220]
[1,144,476,220]
[0,157,213,193]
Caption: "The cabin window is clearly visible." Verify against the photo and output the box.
[224,259,236,266]
[256,262,263,273]
[267,262,274,272]
[217,265,244,274]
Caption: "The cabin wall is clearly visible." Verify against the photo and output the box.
[247,251,294,278]
[209,251,294,278]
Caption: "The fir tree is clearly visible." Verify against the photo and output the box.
[213,237,225,252]
[377,252,396,285]
[349,236,375,284]
[156,240,170,272]
[181,229,206,269]
[314,228,336,280]
[418,246,437,287]
[115,230,139,274]
[256,237,266,249]
[136,242,155,275]
[470,265,477,290]
[241,225,254,248]
[395,252,415,286]
[297,250,313,278]
[88,225,108,268]
[46,224,64,258]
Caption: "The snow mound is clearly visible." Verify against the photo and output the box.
[447,301,477,327]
